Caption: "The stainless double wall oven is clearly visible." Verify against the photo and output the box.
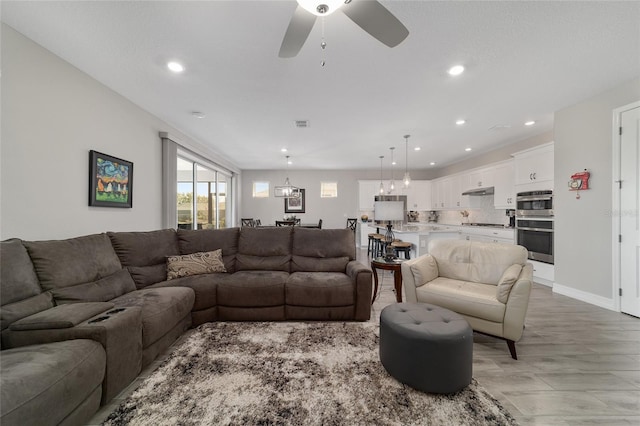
[516,190,554,264]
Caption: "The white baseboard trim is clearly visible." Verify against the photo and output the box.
[552,282,617,311]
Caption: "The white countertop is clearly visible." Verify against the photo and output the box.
[366,222,514,236]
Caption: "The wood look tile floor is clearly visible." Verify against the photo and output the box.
[88,249,640,425]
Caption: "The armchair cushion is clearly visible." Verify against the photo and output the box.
[409,255,438,286]
[496,264,523,303]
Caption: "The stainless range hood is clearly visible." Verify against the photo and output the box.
[462,186,495,196]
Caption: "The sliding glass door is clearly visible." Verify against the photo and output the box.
[177,157,231,230]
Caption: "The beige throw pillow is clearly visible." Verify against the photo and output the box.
[496,264,523,303]
[167,249,226,280]
[409,255,439,286]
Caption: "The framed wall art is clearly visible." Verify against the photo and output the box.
[284,188,305,213]
[89,150,133,208]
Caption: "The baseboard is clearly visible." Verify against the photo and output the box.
[552,282,617,311]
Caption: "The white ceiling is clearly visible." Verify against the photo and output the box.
[3,1,639,171]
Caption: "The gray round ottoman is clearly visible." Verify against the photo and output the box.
[379,302,473,394]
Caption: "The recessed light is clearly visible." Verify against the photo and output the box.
[448,65,465,76]
[430,162,436,166]
[465,147,472,152]
[191,111,205,119]
[456,119,466,125]
[414,147,421,151]
[287,160,293,165]
[281,148,288,152]
[167,61,185,73]
[525,121,536,126]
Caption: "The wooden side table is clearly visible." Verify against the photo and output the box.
[371,257,405,303]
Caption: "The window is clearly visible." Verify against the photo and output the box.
[321,182,338,198]
[253,181,270,198]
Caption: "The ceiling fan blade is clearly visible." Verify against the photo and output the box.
[279,5,317,58]
[342,0,409,48]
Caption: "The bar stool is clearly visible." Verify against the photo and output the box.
[368,233,381,257]
[391,241,412,259]
[371,234,386,258]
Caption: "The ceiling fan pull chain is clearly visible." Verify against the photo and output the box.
[320,17,326,67]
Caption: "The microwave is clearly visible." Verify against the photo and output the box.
[516,190,553,217]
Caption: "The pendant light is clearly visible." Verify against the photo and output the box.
[378,155,385,194]
[274,155,300,198]
[403,135,411,188]
[388,147,396,193]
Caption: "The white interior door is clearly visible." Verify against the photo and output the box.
[620,106,640,317]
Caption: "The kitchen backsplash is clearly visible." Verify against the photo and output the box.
[415,195,512,226]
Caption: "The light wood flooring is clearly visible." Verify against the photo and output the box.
[366,250,640,426]
[89,250,640,425]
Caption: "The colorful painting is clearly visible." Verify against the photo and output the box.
[89,150,133,208]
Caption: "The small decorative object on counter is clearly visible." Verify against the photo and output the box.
[460,210,470,224]
[361,214,369,222]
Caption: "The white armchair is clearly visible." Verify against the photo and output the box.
[401,239,533,359]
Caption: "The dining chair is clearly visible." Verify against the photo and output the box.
[241,218,254,227]
[346,218,358,232]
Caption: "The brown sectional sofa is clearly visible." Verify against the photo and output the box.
[0,226,372,426]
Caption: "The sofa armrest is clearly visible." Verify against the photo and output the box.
[401,255,438,303]
[346,260,373,321]
[8,302,114,331]
[503,263,533,342]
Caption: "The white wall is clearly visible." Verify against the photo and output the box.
[554,76,640,303]
[0,24,215,240]
[241,170,365,229]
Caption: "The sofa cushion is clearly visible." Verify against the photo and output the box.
[428,240,527,285]
[0,339,106,426]
[51,269,136,304]
[286,272,355,306]
[217,271,287,307]
[291,228,355,260]
[0,293,54,332]
[177,228,239,272]
[108,229,180,288]
[110,287,194,347]
[416,277,506,323]
[291,255,350,273]
[149,273,236,311]
[236,227,292,272]
[409,255,439,286]
[0,239,42,305]
[24,234,121,291]
[166,250,226,280]
[496,264,523,303]
[9,302,113,331]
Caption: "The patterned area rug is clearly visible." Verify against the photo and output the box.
[104,322,517,425]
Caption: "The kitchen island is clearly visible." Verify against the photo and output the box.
[361,223,515,259]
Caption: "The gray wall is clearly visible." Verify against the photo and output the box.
[0,24,218,240]
[554,76,640,301]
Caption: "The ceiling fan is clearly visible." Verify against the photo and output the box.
[279,0,409,58]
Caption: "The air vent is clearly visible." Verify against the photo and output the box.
[489,124,511,131]
[295,120,310,128]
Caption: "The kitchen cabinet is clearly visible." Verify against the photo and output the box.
[465,167,494,192]
[459,227,515,244]
[431,176,466,210]
[493,161,516,209]
[403,180,431,211]
[530,259,554,287]
[358,180,380,211]
[513,142,554,190]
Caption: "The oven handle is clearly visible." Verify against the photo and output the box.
[516,196,553,202]
[516,226,554,232]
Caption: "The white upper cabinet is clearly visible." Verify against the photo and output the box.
[513,142,554,190]
[431,176,466,210]
[403,180,431,211]
[493,161,516,208]
[358,180,380,211]
[465,167,495,191]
